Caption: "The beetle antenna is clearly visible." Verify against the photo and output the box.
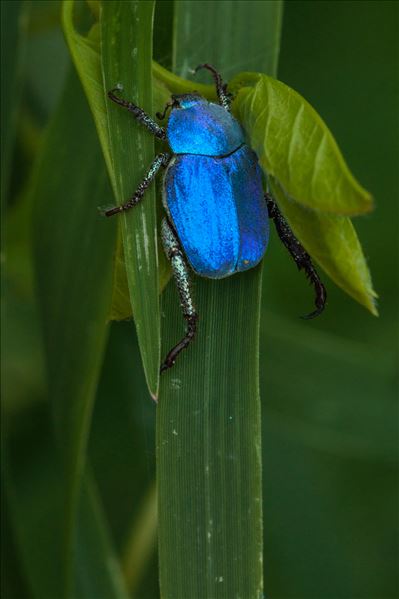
[194,63,223,86]
[156,101,174,120]
[193,63,232,111]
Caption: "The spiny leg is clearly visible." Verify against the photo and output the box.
[194,63,232,112]
[160,218,198,373]
[104,153,170,217]
[108,89,167,140]
[265,193,327,318]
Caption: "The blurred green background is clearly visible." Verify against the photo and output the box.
[2,1,398,598]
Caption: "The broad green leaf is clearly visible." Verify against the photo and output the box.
[100,0,160,397]
[31,69,117,596]
[156,2,283,599]
[231,73,373,215]
[269,177,378,315]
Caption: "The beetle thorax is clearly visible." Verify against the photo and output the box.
[166,97,244,157]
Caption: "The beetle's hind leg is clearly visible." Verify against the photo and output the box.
[265,193,327,318]
[194,63,233,112]
[102,153,170,217]
[160,218,198,373]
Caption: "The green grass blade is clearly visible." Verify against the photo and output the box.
[100,0,160,397]
[31,69,117,596]
[157,2,283,598]
[63,0,161,396]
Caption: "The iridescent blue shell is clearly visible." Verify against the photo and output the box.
[163,145,269,278]
[166,98,244,156]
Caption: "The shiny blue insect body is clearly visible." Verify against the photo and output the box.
[105,64,326,372]
[164,95,269,278]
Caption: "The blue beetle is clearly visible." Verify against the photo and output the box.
[105,64,326,372]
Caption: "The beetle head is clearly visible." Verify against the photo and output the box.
[171,93,204,110]
[156,93,204,120]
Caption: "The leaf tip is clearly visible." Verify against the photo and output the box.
[367,291,379,317]
[361,190,375,214]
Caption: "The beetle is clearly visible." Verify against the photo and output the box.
[104,64,326,373]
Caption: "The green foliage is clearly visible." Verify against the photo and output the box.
[231,73,373,215]
[2,1,397,599]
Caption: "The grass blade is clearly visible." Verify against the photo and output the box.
[63,0,161,397]
[100,0,160,398]
[157,2,283,597]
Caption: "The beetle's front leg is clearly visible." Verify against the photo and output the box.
[104,153,170,217]
[108,89,167,140]
[160,218,198,373]
[265,193,327,318]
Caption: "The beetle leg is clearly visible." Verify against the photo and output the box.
[265,193,327,318]
[160,218,198,373]
[194,63,232,112]
[108,89,167,140]
[103,153,170,217]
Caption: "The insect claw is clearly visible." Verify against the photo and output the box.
[97,205,123,217]
[160,359,174,374]
[301,308,322,320]
[300,298,326,320]
[97,205,115,217]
